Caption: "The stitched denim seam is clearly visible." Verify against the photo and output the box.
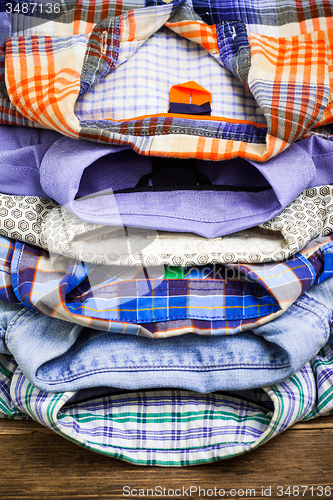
[5,306,41,346]
[37,362,291,384]
[292,294,331,344]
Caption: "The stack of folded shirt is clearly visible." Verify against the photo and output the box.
[0,0,333,466]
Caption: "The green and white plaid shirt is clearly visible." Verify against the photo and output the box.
[1,344,333,466]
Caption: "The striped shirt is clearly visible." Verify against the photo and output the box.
[1,343,332,466]
[1,0,333,161]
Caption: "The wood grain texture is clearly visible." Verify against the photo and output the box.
[1,418,332,499]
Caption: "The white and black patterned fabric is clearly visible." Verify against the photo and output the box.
[0,186,332,266]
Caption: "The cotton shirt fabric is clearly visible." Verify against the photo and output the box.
[1,0,333,468]
[0,184,333,266]
[1,345,332,466]
[2,0,333,162]
[0,272,332,393]
[0,234,333,337]
[1,127,333,237]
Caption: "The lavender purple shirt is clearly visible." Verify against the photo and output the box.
[1,126,333,237]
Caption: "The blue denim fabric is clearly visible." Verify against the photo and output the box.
[1,276,332,393]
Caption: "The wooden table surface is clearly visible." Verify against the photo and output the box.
[1,416,332,499]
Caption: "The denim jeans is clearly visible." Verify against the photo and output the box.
[1,276,332,393]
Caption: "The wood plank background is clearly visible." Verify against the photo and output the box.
[1,416,332,499]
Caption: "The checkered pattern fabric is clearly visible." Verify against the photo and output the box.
[0,234,332,337]
[1,0,333,160]
[1,344,332,465]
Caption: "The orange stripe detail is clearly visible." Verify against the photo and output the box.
[38,40,69,130]
[224,139,235,160]
[195,136,206,159]
[9,40,45,126]
[237,139,249,158]
[127,9,136,42]
[16,38,30,116]
[73,2,82,35]
[6,38,80,136]
[210,137,220,161]
[317,104,333,126]
[166,21,218,53]
[114,0,123,17]
[167,20,211,28]
[284,41,298,143]
[130,147,260,161]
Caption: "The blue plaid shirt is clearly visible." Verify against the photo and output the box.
[0,234,332,337]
